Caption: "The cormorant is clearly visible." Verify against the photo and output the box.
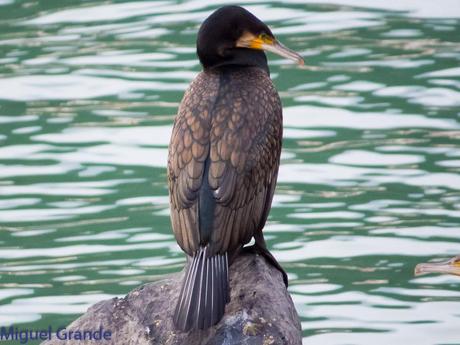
[167,5,303,331]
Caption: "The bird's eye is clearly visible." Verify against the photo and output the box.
[260,33,270,40]
[259,33,273,43]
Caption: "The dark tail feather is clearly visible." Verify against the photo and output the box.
[173,246,229,331]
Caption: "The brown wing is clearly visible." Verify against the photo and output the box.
[168,67,282,256]
[168,71,219,254]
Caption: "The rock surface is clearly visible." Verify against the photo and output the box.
[41,250,302,345]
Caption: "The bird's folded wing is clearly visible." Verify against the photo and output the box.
[168,69,282,256]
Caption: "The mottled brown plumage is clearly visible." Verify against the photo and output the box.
[167,5,303,332]
[168,67,281,257]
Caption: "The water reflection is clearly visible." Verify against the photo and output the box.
[0,0,459,344]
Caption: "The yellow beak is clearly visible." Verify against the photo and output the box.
[415,256,460,277]
[238,33,304,66]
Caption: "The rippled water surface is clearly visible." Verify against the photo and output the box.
[1,1,460,344]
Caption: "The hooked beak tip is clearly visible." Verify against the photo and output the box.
[262,39,304,67]
[414,263,425,276]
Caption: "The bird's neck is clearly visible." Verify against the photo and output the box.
[207,49,269,74]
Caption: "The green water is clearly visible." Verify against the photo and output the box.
[0,1,459,344]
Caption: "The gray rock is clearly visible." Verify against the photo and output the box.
[41,250,302,345]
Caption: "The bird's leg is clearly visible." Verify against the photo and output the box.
[252,232,288,287]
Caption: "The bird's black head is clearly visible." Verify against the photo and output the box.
[197,6,303,70]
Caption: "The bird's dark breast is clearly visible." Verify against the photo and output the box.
[168,67,282,257]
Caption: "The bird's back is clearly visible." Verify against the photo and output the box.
[168,66,282,258]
